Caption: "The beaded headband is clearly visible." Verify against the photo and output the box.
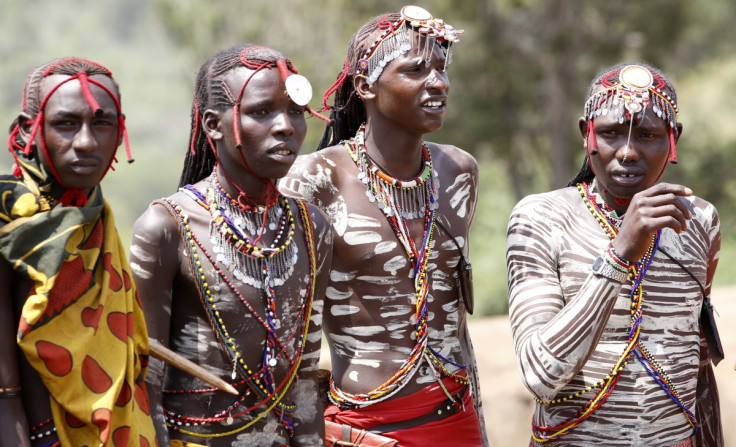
[357,5,463,84]
[583,65,680,164]
[583,65,679,129]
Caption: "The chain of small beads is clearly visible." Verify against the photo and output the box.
[157,198,316,436]
[29,418,56,441]
[330,127,467,409]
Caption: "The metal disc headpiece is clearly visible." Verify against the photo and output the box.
[356,5,464,84]
[583,64,680,164]
[583,64,678,128]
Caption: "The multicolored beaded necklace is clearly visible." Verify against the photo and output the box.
[530,181,696,443]
[156,184,317,438]
[207,171,298,288]
[329,124,467,409]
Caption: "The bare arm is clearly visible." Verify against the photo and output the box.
[291,204,333,447]
[0,253,31,447]
[130,203,181,445]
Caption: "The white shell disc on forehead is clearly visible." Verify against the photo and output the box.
[284,74,312,106]
[620,65,653,89]
[401,5,433,21]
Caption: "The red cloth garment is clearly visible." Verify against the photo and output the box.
[325,376,483,447]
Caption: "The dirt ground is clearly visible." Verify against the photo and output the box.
[321,285,736,446]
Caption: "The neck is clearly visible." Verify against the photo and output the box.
[592,179,628,215]
[362,120,425,179]
[215,164,275,208]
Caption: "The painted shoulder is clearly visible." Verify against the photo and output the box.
[280,144,349,202]
[428,142,478,174]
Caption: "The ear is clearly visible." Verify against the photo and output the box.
[674,122,683,144]
[578,117,588,146]
[353,74,376,101]
[578,117,587,139]
[202,109,224,141]
[17,112,34,144]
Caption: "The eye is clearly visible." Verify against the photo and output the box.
[50,120,78,131]
[247,109,269,117]
[93,118,115,127]
[289,105,306,116]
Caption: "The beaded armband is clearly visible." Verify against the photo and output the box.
[603,243,630,273]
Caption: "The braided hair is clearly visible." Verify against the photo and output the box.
[317,13,403,150]
[567,62,679,187]
[179,44,297,188]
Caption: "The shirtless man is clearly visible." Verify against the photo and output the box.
[281,6,487,446]
[130,44,333,446]
[0,57,156,446]
[507,62,723,446]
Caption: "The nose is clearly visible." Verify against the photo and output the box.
[427,67,449,93]
[618,138,640,164]
[272,110,295,136]
[72,123,99,153]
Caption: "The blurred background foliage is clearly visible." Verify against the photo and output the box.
[1,0,735,316]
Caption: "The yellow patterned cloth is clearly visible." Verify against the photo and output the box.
[0,168,156,446]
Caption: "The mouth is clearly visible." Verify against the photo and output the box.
[69,160,101,174]
[268,146,298,162]
[421,98,446,112]
[611,170,644,186]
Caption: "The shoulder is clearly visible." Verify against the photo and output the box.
[684,194,720,231]
[281,145,351,201]
[289,145,350,174]
[510,187,580,221]
[427,142,478,175]
[132,191,190,245]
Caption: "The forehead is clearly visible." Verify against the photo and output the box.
[593,105,667,129]
[40,74,119,109]
[390,37,446,66]
[223,66,285,101]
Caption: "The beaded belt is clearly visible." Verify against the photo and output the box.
[668,438,692,447]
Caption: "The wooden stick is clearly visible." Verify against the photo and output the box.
[148,339,239,395]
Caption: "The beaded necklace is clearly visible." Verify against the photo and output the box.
[329,124,466,409]
[207,171,298,288]
[530,182,696,443]
[156,190,316,438]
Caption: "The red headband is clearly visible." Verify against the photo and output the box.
[8,66,129,206]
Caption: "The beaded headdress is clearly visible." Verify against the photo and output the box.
[583,64,680,163]
[357,5,463,84]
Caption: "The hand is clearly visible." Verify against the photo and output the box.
[612,183,693,262]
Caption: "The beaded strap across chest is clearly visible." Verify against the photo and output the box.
[154,186,317,439]
[529,182,697,443]
[327,124,467,409]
